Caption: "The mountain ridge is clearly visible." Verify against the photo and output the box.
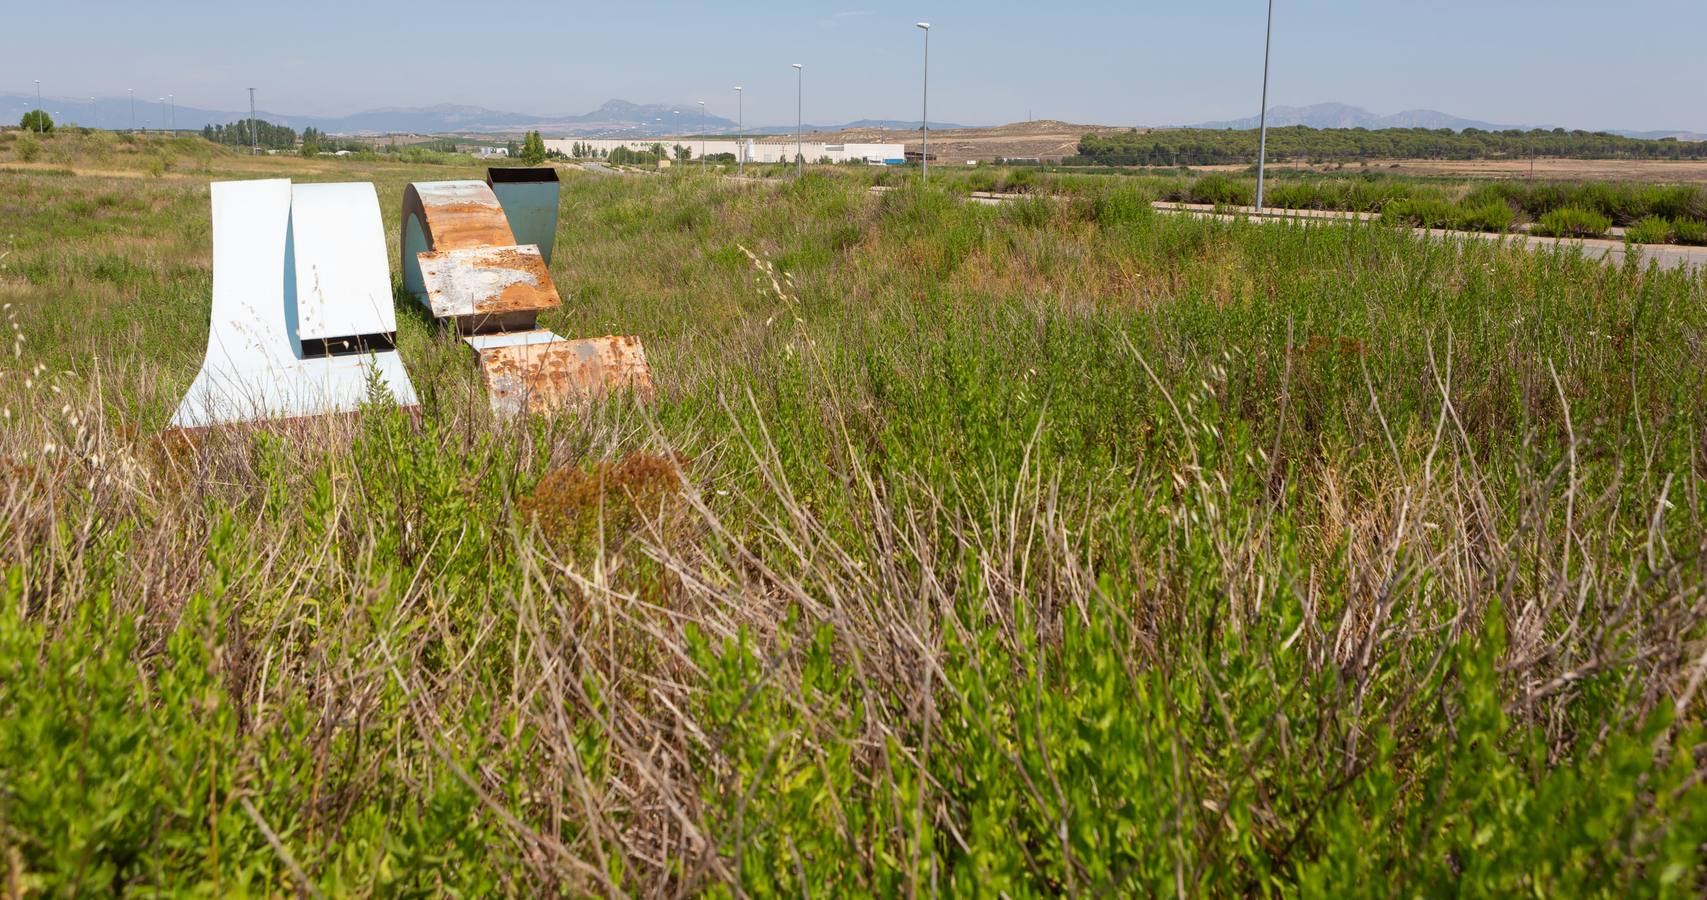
[4,94,1700,141]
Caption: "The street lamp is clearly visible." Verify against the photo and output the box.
[735,86,744,175]
[33,80,42,133]
[697,100,706,168]
[248,88,257,155]
[792,63,803,176]
[128,88,135,131]
[1255,0,1275,212]
[916,22,930,183]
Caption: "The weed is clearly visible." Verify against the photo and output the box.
[1625,215,1674,244]
[1534,206,1613,237]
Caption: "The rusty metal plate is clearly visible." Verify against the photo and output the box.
[465,330,655,416]
[402,180,515,250]
[417,244,561,332]
[400,180,518,297]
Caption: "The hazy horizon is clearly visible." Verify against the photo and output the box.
[8,0,1706,133]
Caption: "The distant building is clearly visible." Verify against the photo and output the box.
[477,146,510,159]
[544,137,906,165]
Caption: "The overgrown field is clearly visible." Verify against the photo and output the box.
[907,166,1707,243]
[2,137,1706,894]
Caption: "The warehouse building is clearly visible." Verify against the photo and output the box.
[544,137,906,165]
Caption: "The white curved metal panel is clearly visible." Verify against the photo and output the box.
[170,178,418,429]
[289,182,395,341]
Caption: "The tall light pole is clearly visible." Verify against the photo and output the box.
[168,94,174,131]
[792,63,803,176]
[33,80,42,133]
[1255,0,1275,212]
[128,89,135,131]
[916,22,931,183]
[697,99,706,168]
[248,88,257,155]
[734,86,744,175]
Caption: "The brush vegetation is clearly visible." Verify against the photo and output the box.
[1074,125,1707,166]
[1,142,1706,894]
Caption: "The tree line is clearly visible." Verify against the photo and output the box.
[1070,126,1707,166]
[200,119,297,151]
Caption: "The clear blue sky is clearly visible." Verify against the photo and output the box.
[8,0,1706,130]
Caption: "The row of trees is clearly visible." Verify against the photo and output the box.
[1071,126,1707,166]
[200,119,297,151]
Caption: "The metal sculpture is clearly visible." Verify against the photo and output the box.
[171,179,417,429]
[401,169,653,415]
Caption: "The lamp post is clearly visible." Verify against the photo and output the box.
[697,99,706,168]
[792,63,803,176]
[735,86,744,175]
[248,88,257,155]
[1255,0,1275,212]
[128,88,134,131]
[916,22,930,183]
[33,80,42,133]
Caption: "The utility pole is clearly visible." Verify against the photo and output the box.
[248,88,257,155]
[917,23,931,184]
[1255,0,1275,211]
[735,86,744,175]
[792,63,803,177]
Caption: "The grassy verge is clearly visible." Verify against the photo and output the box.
[1,156,1705,894]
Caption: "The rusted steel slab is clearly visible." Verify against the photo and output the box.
[464,330,654,416]
[418,244,560,333]
[400,180,517,296]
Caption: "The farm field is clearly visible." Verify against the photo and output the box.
[3,131,1707,894]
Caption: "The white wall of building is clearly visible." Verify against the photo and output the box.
[545,137,906,165]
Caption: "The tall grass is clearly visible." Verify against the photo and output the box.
[1,161,1705,894]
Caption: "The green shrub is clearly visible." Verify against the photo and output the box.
[1638,184,1704,222]
[1091,186,1154,228]
[16,135,40,162]
[1383,197,1458,229]
[1671,218,1707,246]
[19,110,54,133]
[1534,206,1611,238]
[1454,200,1516,233]
[1187,173,1253,207]
[1624,216,1673,245]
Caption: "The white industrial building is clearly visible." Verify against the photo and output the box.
[544,137,906,165]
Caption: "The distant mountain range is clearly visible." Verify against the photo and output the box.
[1188,102,1707,142]
[0,93,962,137]
[3,93,1699,141]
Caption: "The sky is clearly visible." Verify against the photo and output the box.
[6,0,1706,131]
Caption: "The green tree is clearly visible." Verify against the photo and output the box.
[521,130,546,165]
[19,110,54,134]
